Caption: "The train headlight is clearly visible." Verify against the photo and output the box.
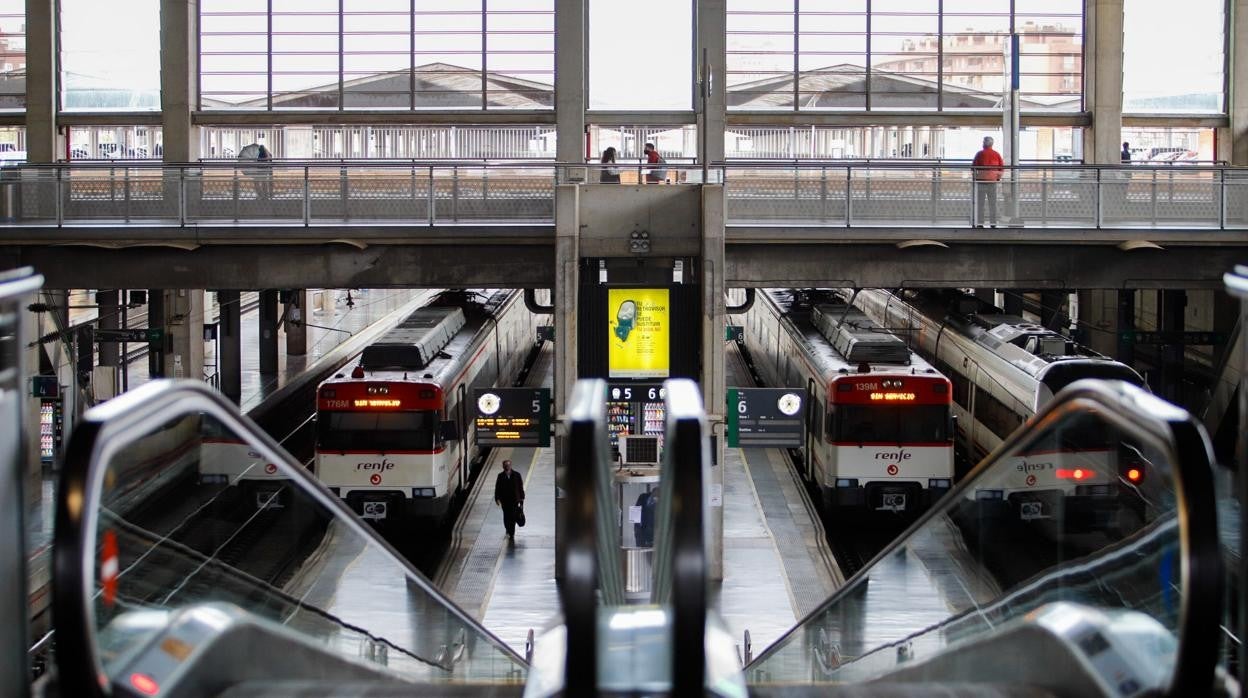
[927,478,951,489]
[975,489,1004,500]
[835,478,858,488]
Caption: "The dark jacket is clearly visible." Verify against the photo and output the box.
[494,470,525,505]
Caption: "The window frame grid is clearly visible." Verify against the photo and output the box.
[198,0,554,112]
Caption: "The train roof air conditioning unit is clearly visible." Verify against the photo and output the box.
[619,435,661,466]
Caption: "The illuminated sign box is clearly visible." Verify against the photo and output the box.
[473,387,551,447]
[726,388,806,449]
[608,288,670,379]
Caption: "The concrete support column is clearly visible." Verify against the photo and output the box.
[1077,289,1118,357]
[1084,0,1125,164]
[555,0,585,165]
[258,290,279,374]
[697,0,727,165]
[96,290,121,367]
[1002,290,1025,317]
[1229,0,1248,164]
[1039,290,1067,330]
[24,0,58,163]
[1159,290,1186,402]
[1116,289,1136,367]
[160,0,201,162]
[148,289,165,377]
[217,290,242,404]
[701,184,726,581]
[553,184,580,578]
[162,289,205,381]
[285,290,308,356]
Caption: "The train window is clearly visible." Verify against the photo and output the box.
[973,391,1025,441]
[318,410,438,451]
[832,405,949,444]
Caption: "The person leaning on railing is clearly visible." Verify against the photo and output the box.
[600,147,621,184]
[972,136,1004,228]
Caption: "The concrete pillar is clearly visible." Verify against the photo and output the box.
[697,0,727,164]
[1229,0,1248,165]
[162,289,205,381]
[148,289,165,378]
[1083,0,1124,164]
[24,0,57,163]
[555,0,585,165]
[1002,290,1025,316]
[1077,289,1118,357]
[258,290,279,374]
[1159,289,1186,402]
[701,184,726,581]
[1039,290,1067,330]
[1116,289,1136,367]
[160,0,200,162]
[553,184,580,578]
[96,290,121,367]
[217,290,242,404]
[285,290,308,356]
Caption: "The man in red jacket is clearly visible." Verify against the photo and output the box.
[972,136,1004,227]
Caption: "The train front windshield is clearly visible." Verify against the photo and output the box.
[830,405,949,444]
[317,410,438,451]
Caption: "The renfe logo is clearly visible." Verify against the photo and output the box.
[1016,462,1054,473]
[874,452,912,461]
[357,459,396,472]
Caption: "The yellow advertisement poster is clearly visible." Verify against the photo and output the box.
[608,288,670,378]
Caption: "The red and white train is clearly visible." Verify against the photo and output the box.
[742,289,955,515]
[314,289,541,525]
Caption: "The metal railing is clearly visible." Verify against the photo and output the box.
[1,160,1245,230]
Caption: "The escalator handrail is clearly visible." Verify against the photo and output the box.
[745,379,1224,696]
[560,378,610,695]
[52,379,527,698]
[664,379,710,697]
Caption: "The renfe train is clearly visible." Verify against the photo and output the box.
[315,289,540,526]
[851,288,1148,525]
[742,289,955,516]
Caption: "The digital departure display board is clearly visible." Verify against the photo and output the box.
[727,387,806,449]
[473,387,551,447]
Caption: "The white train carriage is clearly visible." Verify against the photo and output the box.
[315,289,539,525]
[851,288,1148,525]
[743,289,955,515]
[197,419,290,508]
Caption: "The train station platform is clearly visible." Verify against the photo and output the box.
[437,342,560,654]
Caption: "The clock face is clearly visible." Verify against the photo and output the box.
[777,392,802,416]
[478,392,501,415]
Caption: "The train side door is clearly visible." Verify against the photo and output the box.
[456,383,468,492]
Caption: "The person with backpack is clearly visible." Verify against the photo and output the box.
[643,142,667,184]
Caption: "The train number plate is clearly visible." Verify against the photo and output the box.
[362,501,388,520]
[1019,501,1048,521]
[877,493,907,513]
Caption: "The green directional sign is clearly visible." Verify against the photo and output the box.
[725,324,744,342]
[1119,330,1225,345]
[95,327,165,343]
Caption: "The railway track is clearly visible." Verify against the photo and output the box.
[726,338,909,581]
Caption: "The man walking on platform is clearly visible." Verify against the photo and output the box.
[972,136,1004,228]
[494,458,525,540]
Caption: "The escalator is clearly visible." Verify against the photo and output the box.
[50,380,527,697]
[746,379,1226,696]
[46,374,1228,696]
